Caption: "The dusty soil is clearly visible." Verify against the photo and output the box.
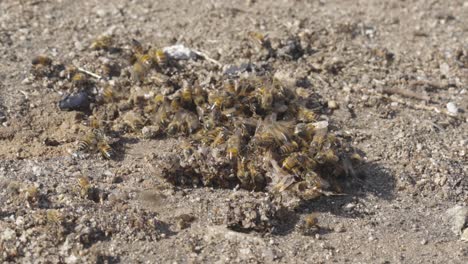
[0,0,467,263]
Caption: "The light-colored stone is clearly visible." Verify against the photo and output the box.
[445,205,468,235]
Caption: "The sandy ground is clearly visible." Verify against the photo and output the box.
[0,0,467,263]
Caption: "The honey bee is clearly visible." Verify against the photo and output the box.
[183,111,200,134]
[131,39,145,54]
[181,85,193,107]
[297,107,319,122]
[77,130,98,151]
[97,141,113,159]
[31,55,53,77]
[46,210,63,225]
[237,158,250,186]
[226,132,241,159]
[269,159,296,192]
[25,186,39,203]
[166,119,183,135]
[255,115,293,146]
[281,152,302,173]
[315,149,339,164]
[31,55,52,66]
[101,85,116,103]
[304,171,330,190]
[64,64,78,79]
[208,90,233,109]
[303,213,319,229]
[256,86,274,111]
[71,72,88,87]
[153,101,172,125]
[294,123,315,141]
[203,107,223,130]
[149,47,168,67]
[78,176,91,197]
[123,111,145,132]
[248,31,272,50]
[209,127,228,147]
[132,58,151,82]
[101,63,120,78]
[90,35,113,50]
[153,93,167,106]
[130,39,153,82]
[192,86,207,107]
[279,140,299,155]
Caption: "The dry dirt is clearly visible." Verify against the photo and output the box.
[0,0,467,263]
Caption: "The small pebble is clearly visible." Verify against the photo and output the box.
[461,229,468,241]
[420,239,428,245]
[343,203,356,211]
[446,102,458,116]
[328,100,338,109]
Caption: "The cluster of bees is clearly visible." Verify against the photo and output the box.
[30,35,360,199]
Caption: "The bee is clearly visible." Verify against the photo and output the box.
[149,47,168,67]
[269,159,296,193]
[31,55,53,77]
[282,152,315,174]
[315,149,339,164]
[248,31,272,50]
[181,85,193,107]
[131,38,145,55]
[123,111,145,132]
[304,171,330,190]
[303,213,319,229]
[256,86,274,111]
[71,72,88,87]
[226,132,241,159]
[25,186,39,203]
[211,127,229,147]
[97,141,113,159]
[46,210,63,225]
[101,85,122,103]
[255,115,293,146]
[101,63,119,78]
[77,131,98,151]
[203,107,223,130]
[32,55,52,66]
[192,86,207,106]
[64,64,78,79]
[279,140,299,155]
[90,35,113,50]
[130,39,153,82]
[78,176,91,197]
[153,101,172,125]
[153,93,166,106]
[182,111,200,134]
[247,160,265,190]
[208,90,233,109]
[350,152,363,162]
[237,158,250,186]
[132,58,151,82]
[281,152,302,173]
[297,107,319,122]
[294,123,315,141]
[166,118,183,135]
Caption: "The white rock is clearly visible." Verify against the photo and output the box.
[163,45,197,60]
[440,63,450,76]
[343,203,356,211]
[1,228,15,241]
[445,205,468,235]
[446,102,458,116]
[461,228,468,242]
